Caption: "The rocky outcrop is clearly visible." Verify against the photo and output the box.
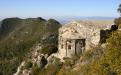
[56,20,113,59]
[13,43,47,75]
[37,55,48,69]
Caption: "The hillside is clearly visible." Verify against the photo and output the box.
[0,17,120,75]
[0,17,61,75]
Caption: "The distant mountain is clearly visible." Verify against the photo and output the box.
[85,16,116,20]
[0,17,61,75]
[57,16,115,24]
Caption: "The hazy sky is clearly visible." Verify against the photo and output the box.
[0,0,120,19]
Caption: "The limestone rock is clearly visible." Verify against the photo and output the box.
[37,54,48,69]
[57,20,113,59]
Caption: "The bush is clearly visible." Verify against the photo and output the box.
[23,61,33,69]
[31,64,40,75]
[41,44,58,55]
[114,17,121,29]
[118,24,121,29]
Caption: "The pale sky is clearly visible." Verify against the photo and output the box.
[0,0,120,19]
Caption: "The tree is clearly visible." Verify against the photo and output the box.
[118,4,121,15]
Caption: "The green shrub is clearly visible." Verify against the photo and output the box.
[31,64,40,75]
[23,61,33,69]
[114,17,121,25]
[41,44,58,55]
[118,24,121,29]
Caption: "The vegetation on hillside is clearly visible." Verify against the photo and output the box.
[88,30,121,75]
[31,57,62,75]
[0,17,61,75]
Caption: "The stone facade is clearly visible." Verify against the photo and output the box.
[57,20,112,59]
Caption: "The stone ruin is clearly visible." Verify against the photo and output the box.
[55,20,113,59]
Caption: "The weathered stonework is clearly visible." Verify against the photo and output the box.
[56,20,112,59]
